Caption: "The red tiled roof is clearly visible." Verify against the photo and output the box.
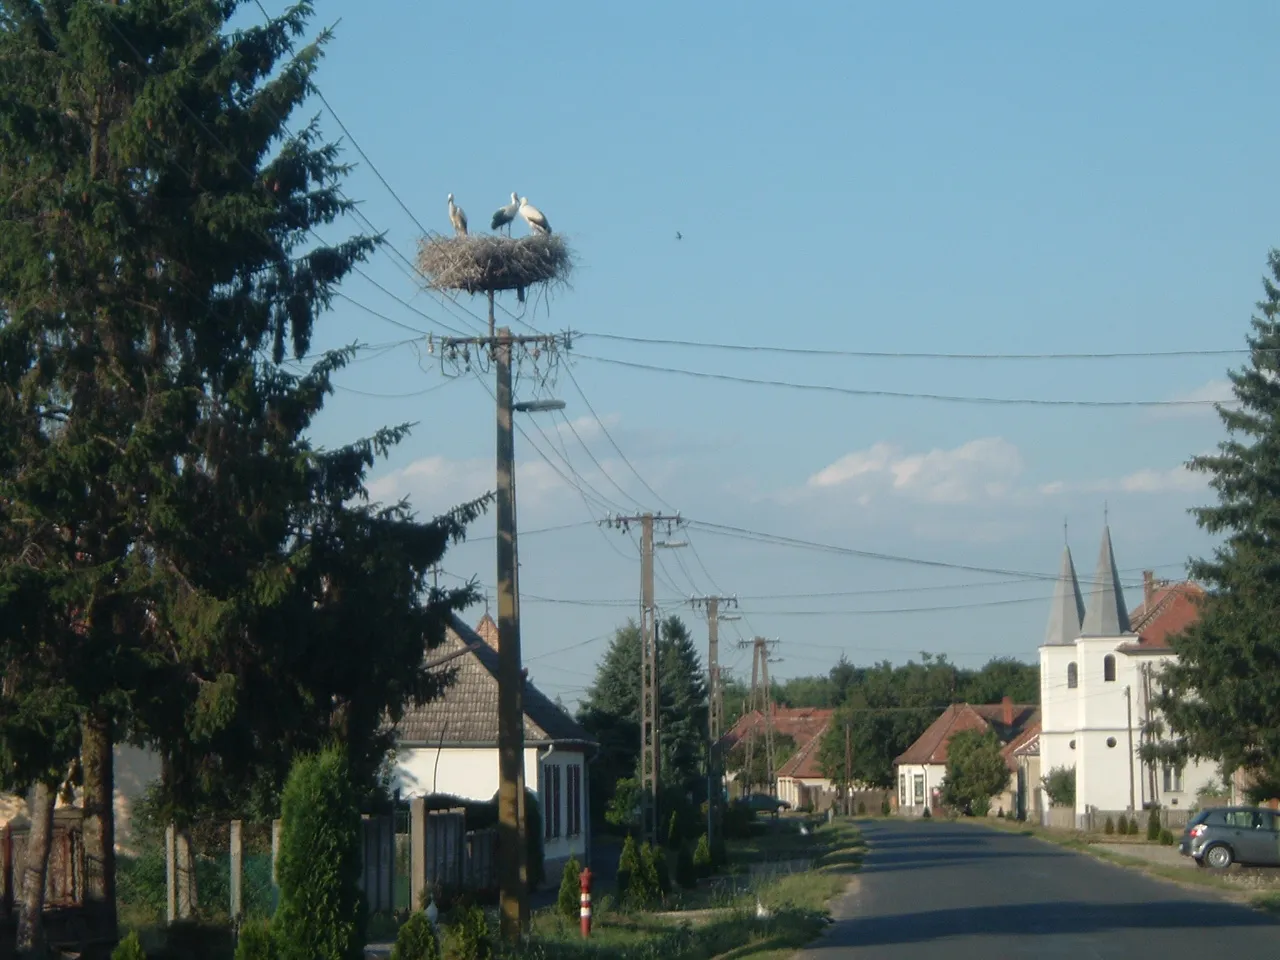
[776,718,834,779]
[893,703,1039,769]
[721,706,834,754]
[1118,581,1203,652]
[1001,721,1041,768]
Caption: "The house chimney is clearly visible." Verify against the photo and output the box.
[1143,571,1155,611]
[1002,695,1013,726]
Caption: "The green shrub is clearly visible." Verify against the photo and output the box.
[857,801,866,815]
[391,912,439,960]
[880,798,891,816]
[112,931,147,960]
[274,748,366,960]
[650,844,672,897]
[234,920,279,960]
[557,856,582,923]
[675,841,697,890]
[1102,816,1113,834]
[1160,828,1176,846]
[667,810,682,850]
[616,835,639,900]
[1147,811,1161,842]
[921,808,931,819]
[446,904,491,960]
[1129,816,1140,836]
[625,842,662,908]
[692,833,712,878]
[723,803,756,839]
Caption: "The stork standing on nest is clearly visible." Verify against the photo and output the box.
[491,192,519,236]
[447,193,468,236]
[519,197,551,235]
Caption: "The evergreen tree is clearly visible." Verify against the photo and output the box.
[577,616,708,818]
[1149,255,1280,799]
[0,1,484,930]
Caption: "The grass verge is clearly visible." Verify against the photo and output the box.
[524,819,863,960]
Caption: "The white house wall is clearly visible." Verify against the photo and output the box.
[394,746,543,802]
[895,762,943,815]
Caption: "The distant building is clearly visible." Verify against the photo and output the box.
[720,706,834,806]
[1038,526,1214,825]
[893,699,1040,818]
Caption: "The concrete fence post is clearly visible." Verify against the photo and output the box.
[410,798,427,912]
[229,819,243,924]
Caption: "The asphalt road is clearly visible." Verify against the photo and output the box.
[802,818,1280,959]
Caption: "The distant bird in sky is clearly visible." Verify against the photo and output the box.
[676,231,683,240]
[447,193,468,236]
[491,192,519,235]
[519,197,551,235]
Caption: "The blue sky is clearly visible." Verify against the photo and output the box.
[257,1,1278,706]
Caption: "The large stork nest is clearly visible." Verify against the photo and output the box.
[415,234,573,295]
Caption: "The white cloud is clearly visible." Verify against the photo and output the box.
[366,455,566,516]
[1038,464,1205,497]
[1148,379,1234,420]
[804,437,1024,505]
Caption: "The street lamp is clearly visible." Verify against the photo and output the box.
[513,399,566,413]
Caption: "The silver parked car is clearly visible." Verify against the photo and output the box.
[1179,805,1280,869]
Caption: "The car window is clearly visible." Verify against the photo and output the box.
[1190,810,1213,826]
[1260,811,1278,832]
[1224,811,1255,828]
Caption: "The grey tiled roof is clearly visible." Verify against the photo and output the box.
[1043,545,1085,646]
[395,614,596,748]
[1081,525,1131,637]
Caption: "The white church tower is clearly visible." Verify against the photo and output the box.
[1038,541,1085,818]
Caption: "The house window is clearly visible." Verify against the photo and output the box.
[1067,662,1078,689]
[899,773,907,808]
[566,764,582,837]
[913,774,924,805]
[1162,764,1183,793]
[1104,655,1116,682]
[543,764,562,839]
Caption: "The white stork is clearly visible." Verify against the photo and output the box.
[518,196,551,236]
[491,192,519,235]
[447,193,468,236]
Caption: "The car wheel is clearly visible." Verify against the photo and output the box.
[1204,844,1233,870]
[1194,857,1207,869]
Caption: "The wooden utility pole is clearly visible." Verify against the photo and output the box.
[693,595,737,845]
[439,325,566,941]
[605,512,682,843]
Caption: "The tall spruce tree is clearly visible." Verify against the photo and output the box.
[577,616,709,819]
[0,0,484,933]
[1150,250,1280,799]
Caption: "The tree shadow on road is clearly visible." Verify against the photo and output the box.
[807,899,1279,950]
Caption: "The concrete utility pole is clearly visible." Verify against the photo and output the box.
[844,722,853,816]
[605,512,683,843]
[438,323,566,941]
[692,595,737,845]
[1125,684,1136,812]
[741,637,780,796]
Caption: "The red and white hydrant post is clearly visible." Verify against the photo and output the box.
[579,866,593,938]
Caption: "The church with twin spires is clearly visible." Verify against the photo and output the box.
[1038,526,1214,824]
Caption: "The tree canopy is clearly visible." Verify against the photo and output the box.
[577,615,709,823]
[1150,250,1280,800]
[0,0,484,930]
[815,654,1038,789]
[939,729,1009,816]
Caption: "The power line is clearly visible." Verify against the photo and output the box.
[688,520,1090,581]
[580,332,1257,362]
[575,354,1236,408]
